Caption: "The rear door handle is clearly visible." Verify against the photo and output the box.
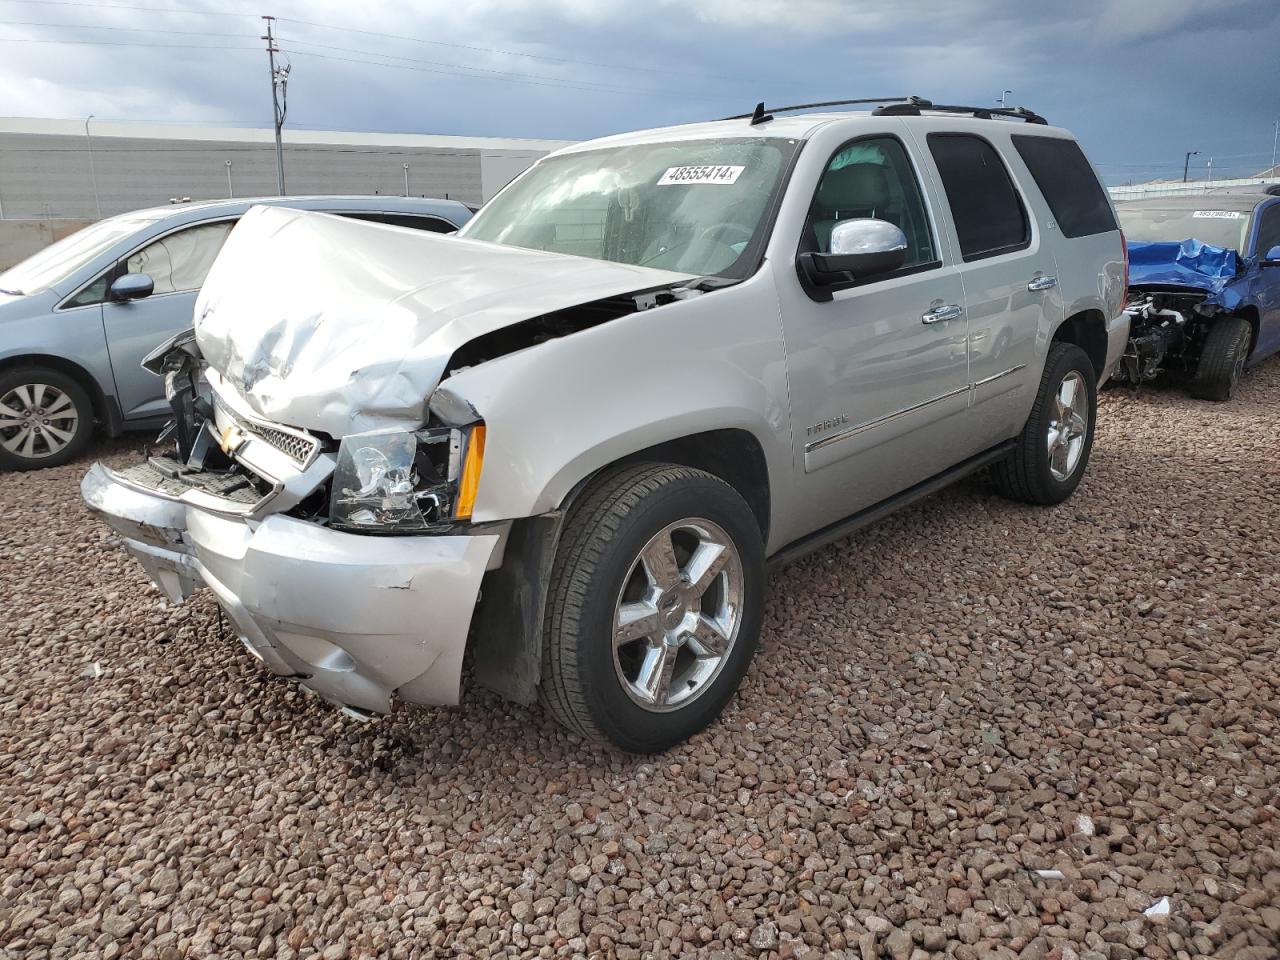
[922,304,963,324]
[1027,275,1058,291]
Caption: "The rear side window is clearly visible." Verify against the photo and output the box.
[1013,136,1117,238]
[927,133,1028,261]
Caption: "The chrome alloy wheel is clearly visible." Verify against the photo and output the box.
[1046,370,1089,482]
[0,383,79,460]
[612,517,744,713]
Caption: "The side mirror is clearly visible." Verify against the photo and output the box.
[798,219,908,291]
[110,273,154,301]
[1262,245,1280,265]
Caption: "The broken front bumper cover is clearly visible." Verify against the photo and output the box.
[81,462,498,714]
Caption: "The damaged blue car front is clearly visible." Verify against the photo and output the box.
[1115,193,1280,399]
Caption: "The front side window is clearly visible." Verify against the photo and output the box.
[1253,205,1280,258]
[928,133,1029,261]
[803,136,937,269]
[125,220,235,296]
[459,137,800,279]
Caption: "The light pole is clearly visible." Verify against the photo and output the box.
[403,163,410,197]
[998,89,1012,108]
[1206,157,1214,183]
[1183,150,1200,183]
[85,114,101,217]
[226,160,234,198]
[1271,119,1278,176]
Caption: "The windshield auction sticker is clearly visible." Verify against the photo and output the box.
[658,165,745,185]
[1192,210,1243,219]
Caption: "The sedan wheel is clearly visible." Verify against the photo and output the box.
[0,368,94,470]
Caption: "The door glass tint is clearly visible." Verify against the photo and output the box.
[125,220,235,295]
[1254,205,1280,258]
[927,134,1029,261]
[805,136,936,268]
[1012,135,1116,238]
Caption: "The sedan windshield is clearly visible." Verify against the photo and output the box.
[1117,206,1252,253]
[459,137,799,278]
[0,213,162,295]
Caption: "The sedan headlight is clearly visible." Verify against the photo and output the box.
[329,424,485,533]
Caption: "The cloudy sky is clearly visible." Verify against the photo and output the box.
[1,0,1278,183]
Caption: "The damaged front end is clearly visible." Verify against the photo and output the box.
[1114,239,1251,387]
[82,331,499,717]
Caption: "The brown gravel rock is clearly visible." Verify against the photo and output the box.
[3,372,1280,958]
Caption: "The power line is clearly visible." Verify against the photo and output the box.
[0,0,255,17]
[275,15,737,83]
[275,36,687,96]
[278,47,730,103]
[0,17,257,38]
[0,34,259,50]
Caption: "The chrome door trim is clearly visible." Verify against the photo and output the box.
[804,385,970,454]
[971,363,1027,388]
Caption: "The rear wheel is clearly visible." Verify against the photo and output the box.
[1190,316,1251,401]
[0,366,94,470]
[540,463,765,753]
[991,342,1097,506]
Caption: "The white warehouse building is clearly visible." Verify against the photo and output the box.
[0,117,573,220]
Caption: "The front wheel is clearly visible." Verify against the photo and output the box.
[990,342,1097,505]
[540,463,765,753]
[0,366,95,470]
[1189,316,1251,401]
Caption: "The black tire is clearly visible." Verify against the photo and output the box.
[0,366,95,471]
[1189,316,1251,401]
[540,463,765,753]
[990,342,1097,506]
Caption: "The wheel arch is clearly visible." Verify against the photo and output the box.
[1051,309,1108,380]
[469,425,774,707]
[0,353,122,435]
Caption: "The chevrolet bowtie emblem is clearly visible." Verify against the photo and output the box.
[219,424,247,455]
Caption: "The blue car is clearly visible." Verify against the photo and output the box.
[0,196,472,469]
[1115,192,1280,400]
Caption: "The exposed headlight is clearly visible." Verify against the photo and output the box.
[329,424,485,533]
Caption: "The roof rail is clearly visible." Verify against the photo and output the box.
[721,97,915,125]
[872,98,1048,124]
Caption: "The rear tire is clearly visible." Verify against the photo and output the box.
[991,342,1097,506]
[540,463,765,753]
[0,366,95,471]
[1189,316,1251,401]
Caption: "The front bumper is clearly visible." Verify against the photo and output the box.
[82,462,498,714]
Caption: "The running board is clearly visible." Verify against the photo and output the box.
[767,440,1016,571]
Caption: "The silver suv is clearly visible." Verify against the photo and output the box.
[83,98,1129,752]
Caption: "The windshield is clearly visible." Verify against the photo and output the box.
[459,137,799,278]
[0,213,162,295]
[1117,206,1252,253]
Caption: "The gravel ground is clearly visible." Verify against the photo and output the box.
[2,367,1279,960]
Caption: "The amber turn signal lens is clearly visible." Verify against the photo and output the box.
[453,424,486,519]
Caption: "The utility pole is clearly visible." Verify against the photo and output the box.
[403,163,410,197]
[1183,150,1200,183]
[262,16,288,195]
[998,89,1012,108]
[85,114,101,217]
[1271,119,1278,177]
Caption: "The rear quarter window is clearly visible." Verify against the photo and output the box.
[1012,135,1117,239]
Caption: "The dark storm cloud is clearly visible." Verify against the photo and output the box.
[1,0,1277,181]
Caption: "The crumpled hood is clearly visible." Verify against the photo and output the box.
[195,205,692,437]
[1127,238,1240,295]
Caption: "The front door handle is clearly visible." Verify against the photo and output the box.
[922,303,963,324]
[1027,275,1059,292]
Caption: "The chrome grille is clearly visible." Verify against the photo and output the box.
[213,394,319,465]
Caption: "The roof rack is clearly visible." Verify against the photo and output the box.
[721,97,915,125]
[721,95,1048,126]
[872,97,1048,124]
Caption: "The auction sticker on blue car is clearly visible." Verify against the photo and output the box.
[658,165,745,185]
[1192,210,1243,219]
